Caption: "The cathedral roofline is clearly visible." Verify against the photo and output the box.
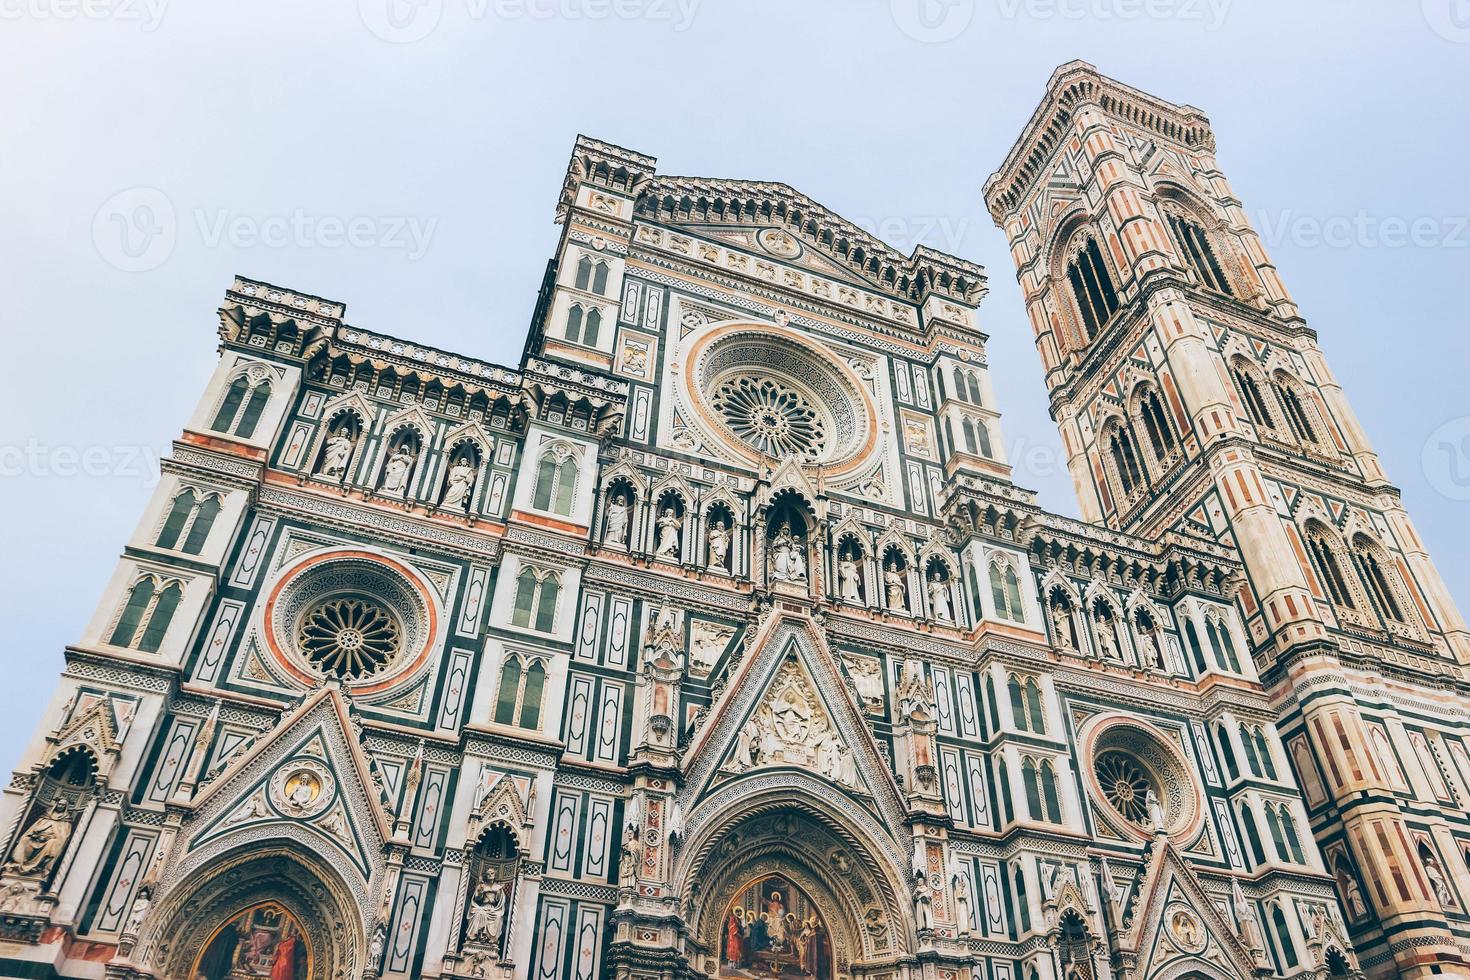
[983,60,1216,223]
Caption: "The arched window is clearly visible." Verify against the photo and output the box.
[1242,724,1264,777]
[1040,760,1062,823]
[1165,211,1234,295]
[962,417,978,454]
[1306,525,1357,610]
[990,561,1025,622]
[1065,236,1120,340]
[510,567,561,633]
[1013,863,1031,934]
[583,308,602,347]
[493,656,521,725]
[966,371,983,404]
[1008,675,1027,730]
[1205,614,1242,673]
[1255,728,1278,780]
[977,421,992,457]
[1185,619,1207,674]
[210,375,271,438]
[1279,806,1305,863]
[1240,804,1267,866]
[1273,374,1319,445]
[565,305,584,343]
[531,450,579,517]
[1025,678,1046,736]
[1022,758,1043,820]
[985,674,1001,734]
[520,660,546,729]
[1232,360,1276,429]
[108,576,183,652]
[1138,388,1177,460]
[1351,536,1406,624]
[575,255,610,295]
[999,759,1014,824]
[157,489,221,555]
[1108,424,1146,497]
[492,655,549,730]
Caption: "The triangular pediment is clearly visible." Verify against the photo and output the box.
[678,614,906,829]
[1124,839,1261,980]
[182,689,392,885]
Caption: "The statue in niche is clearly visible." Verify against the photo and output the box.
[318,429,354,479]
[1424,852,1454,907]
[1093,616,1120,661]
[927,571,952,623]
[912,875,935,932]
[441,455,476,511]
[381,443,417,495]
[1137,628,1161,669]
[951,862,973,937]
[655,506,681,559]
[1145,788,1166,833]
[604,493,630,547]
[707,517,730,570]
[4,798,74,879]
[466,869,510,954]
[884,560,908,611]
[837,552,862,602]
[768,522,807,582]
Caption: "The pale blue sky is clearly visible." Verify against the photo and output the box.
[1,1,1466,767]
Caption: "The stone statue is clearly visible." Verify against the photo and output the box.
[769,523,806,582]
[381,444,417,495]
[655,507,681,559]
[318,431,354,478]
[467,871,509,953]
[1093,617,1120,660]
[441,456,475,511]
[1145,788,1166,833]
[884,561,908,611]
[1425,854,1453,907]
[124,885,152,935]
[368,920,387,971]
[913,876,935,932]
[927,571,952,623]
[604,495,630,547]
[1231,877,1265,955]
[619,829,639,888]
[951,863,973,937]
[1338,868,1368,919]
[1138,629,1161,668]
[838,554,862,602]
[4,798,74,879]
[732,724,755,770]
[707,518,730,569]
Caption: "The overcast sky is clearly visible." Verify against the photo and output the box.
[1,0,1466,768]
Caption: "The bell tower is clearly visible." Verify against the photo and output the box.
[986,61,1470,979]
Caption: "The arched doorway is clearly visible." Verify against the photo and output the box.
[138,842,364,980]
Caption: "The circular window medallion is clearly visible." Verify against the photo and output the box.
[262,551,436,693]
[298,595,401,680]
[681,323,878,476]
[1081,715,1203,841]
[269,758,335,818]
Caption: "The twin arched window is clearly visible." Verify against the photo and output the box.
[493,654,547,730]
[532,450,579,517]
[210,374,271,439]
[961,416,992,458]
[511,566,560,632]
[1306,524,1357,611]
[1065,236,1120,340]
[1137,388,1177,461]
[156,489,221,555]
[989,560,1025,622]
[575,255,610,295]
[1164,211,1234,296]
[1272,374,1319,444]
[1264,802,1306,864]
[108,575,184,652]
[564,304,603,347]
[1232,360,1276,430]
[1107,422,1146,498]
[954,368,984,404]
[1240,724,1278,780]
[1007,674,1046,734]
[1021,757,1062,823]
[1204,611,1242,673]
[1307,524,1412,628]
[1352,535,1406,624]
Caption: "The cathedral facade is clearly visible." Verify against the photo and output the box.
[0,62,1461,980]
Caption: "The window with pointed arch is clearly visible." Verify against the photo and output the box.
[1350,534,1409,627]
[1239,802,1268,867]
[209,372,272,439]
[1238,724,1277,780]
[493,653,548,730]
[510,566,560,633]
[574,254,610,295]
[1007,673,1047,735]
[1184,618,1208,675]
[1216,723,1241,782]
[953,367,984,405]
[1230,357,1279,433]
[960,415,993,458]
[998,758,1014,824]
[531,447,580,517]
[1203,610,1243,673]
[1263,802,1306,864]
[1304,523,1358,613]
[1133,385,1178,466]
[1271,371,1323,447]
[1162,207,1234,296]
[564,303,604,347]
[108,574,184,652]
[1270,902,1300,970]
[1064,234,1120,341]
[156,488,222,555]
[988,558,1026,623]
[1102,419,1146,502]
[1022,757,1063,823]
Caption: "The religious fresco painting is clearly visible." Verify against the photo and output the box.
[720,876,832,980]
[191,903,309,980]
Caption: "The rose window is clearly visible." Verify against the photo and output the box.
[298,595,401,680]
[1095,750,1155,826]
[711,376,828,460]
